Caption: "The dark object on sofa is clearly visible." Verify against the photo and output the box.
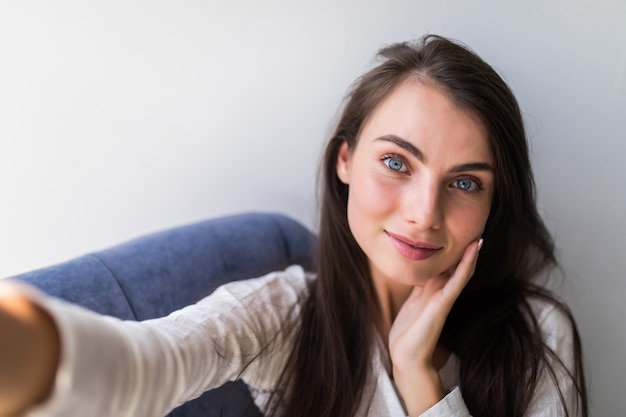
[11,212,316,417]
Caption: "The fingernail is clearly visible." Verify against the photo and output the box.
[478,238,484,251]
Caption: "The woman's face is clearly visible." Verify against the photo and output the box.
[336,79,494,288]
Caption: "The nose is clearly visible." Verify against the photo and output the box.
[402,179,443,230]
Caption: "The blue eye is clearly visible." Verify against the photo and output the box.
[384,157,405,172]
[453,178,478,192]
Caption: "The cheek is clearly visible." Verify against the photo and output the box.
[347,174,399,222]
[448,201,491,244]
[439,205,489,274]
[345,174,401,248]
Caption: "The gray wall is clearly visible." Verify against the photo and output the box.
[1,1,624,415]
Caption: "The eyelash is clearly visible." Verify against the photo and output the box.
[380,154,484,194]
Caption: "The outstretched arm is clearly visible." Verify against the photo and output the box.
[0,266,309,417]
[0,287,60,417]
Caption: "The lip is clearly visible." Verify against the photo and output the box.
[385,231,443,261]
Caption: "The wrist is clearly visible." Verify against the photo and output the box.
[394,365,445,416]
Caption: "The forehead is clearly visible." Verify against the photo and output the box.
[358,79,492,165]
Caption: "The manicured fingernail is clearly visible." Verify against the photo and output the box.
[478,238,484,251]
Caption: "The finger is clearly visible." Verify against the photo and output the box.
[441,239,482,301]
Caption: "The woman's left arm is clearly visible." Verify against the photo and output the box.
[524,301,583,417]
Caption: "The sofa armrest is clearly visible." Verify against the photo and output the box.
[13,212,315,320]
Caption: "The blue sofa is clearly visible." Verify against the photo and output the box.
[11,212,316,417]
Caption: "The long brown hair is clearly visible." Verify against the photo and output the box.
[267,35,587,417]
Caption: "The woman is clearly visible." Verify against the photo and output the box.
[0,35,587,417]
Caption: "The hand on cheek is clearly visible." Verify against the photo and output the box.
[388,238,482,416]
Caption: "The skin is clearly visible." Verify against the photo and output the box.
[336,78,494,415]
[0,288,60,417]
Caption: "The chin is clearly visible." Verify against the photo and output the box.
[369,250,462,286]
[389,263,451,286]
[414,254,464,279]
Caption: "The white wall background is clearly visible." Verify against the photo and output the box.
[0,0,624,415]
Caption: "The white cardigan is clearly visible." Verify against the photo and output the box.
[7,265,579,416]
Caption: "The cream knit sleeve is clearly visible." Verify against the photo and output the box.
[8,265,310,417]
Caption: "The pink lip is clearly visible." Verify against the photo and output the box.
[385,231,443,261]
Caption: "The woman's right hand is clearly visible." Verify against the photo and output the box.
[0,286,60,416]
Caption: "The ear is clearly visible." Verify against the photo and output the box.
[336,141,352,185]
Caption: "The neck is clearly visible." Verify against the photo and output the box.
[372,277,413,343]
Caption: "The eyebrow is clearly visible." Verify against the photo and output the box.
[375,135,494,173]
[376,135,424,161]
[449,162,494,173]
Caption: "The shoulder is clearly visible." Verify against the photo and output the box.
[524,297,583,416]
[204,265,315,310]
[203,266,315,391]
[180,265,316,344]
[526,297,576,354]
[526,296,581,400]
[526,296,578,369]
[163,265,316,339]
